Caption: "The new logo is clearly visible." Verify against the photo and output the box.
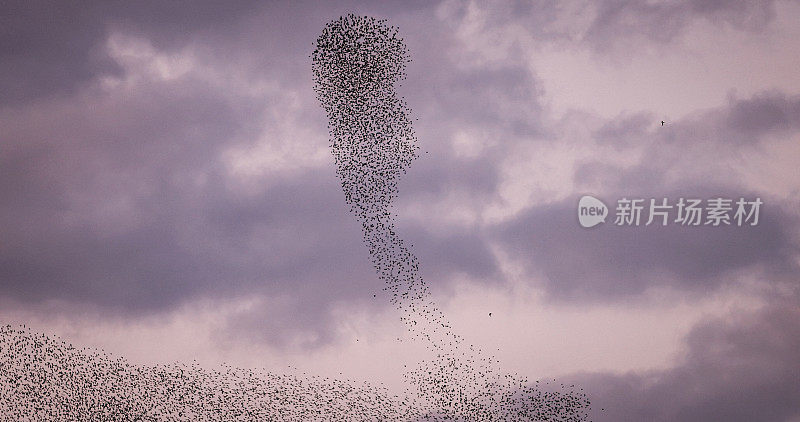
[578,195,608,228]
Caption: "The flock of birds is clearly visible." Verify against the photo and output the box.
[311,15,591,421]
[0,325,419,421]
[0,14,592,421]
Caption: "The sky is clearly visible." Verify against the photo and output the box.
[1,1,800,420]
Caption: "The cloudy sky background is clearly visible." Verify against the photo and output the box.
[2,1,799,420]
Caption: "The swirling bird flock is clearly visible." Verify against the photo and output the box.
[0,15,591,421]
[312,14,589,421]
[0,325,419,421]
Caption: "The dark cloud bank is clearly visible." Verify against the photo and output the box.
[572,303,800,422]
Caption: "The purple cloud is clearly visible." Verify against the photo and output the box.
[572,302,800,421]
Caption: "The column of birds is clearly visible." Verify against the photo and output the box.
[312,14,590,421]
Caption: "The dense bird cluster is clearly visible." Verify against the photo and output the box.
[313,14,591,421]
[0,14,592,422]
[0,325,421,421]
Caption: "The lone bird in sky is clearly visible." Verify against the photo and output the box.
[661,120,665,126]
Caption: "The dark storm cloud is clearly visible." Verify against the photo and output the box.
[0,2,118,105]
[0,75,371,309]
[494,193,798,300]
[573,303,800,421]
[0,0,261,106]
[725,91,800,143]
[0,62,404,350]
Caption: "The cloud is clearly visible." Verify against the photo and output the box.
[591,112,652,151]
[0,40,382,346]
[492,91,800,301]
[494,193,798,301]
[573,302,800,421]
[0,1,263,106]
[725,91,800,143]
[433,0,785,58]
[583,0,779,52]
[0,1,514,347]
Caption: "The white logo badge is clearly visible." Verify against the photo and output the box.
[578,195,608,228]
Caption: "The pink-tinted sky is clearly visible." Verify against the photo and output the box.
[2,1,799,420]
